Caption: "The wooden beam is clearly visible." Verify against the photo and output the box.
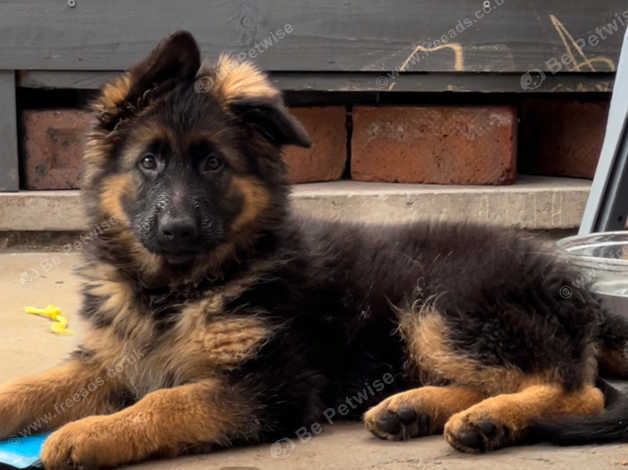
[0,72,19,191]
[0,0,625,73]
[17,71,616,93]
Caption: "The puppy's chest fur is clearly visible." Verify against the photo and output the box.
[78,264,272,398]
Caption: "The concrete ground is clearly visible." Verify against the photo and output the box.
[2,251,628,470]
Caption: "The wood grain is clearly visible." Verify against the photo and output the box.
[0,0,625,73]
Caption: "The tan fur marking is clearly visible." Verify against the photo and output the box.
[444,384,604,452]
[98,176,165,277]
[97,174,163,277]
[364,385,486,439]
[205,55,278,104]
[81,74,134,187]
[79,265,273,399]
[82,130,114,184]
[99,173,134,224]
[230,175,271,233]
[127,238,163,278]
[93,74,132,114]
[82,313,269,402]
[41,379,257,469]
[0,361,120,440]
[87,271,134,323]
[401,309,551,395]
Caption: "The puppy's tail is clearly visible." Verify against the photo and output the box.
[531,378,628,444]
[531,309,628,445]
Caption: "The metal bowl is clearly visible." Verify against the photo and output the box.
[556,231,628,315]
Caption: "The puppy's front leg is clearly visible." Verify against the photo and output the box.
[41,378,259,470]
[0,359,122,440]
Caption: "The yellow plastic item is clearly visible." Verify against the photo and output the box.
[24,305,73,335]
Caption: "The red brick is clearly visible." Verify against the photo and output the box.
[23,109,90,190]
[351,106,517,185]
[519,98,609,179]
[283,107,347,183]
[22,107,347,188]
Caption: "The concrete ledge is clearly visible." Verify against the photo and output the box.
[0,190,85,231]
[292,176,590,229]
[0,176,591,231]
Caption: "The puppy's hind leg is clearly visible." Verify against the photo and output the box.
[444,383,604,453]
[364,385,485,441]
[364,308,487,441]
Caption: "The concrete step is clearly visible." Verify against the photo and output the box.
[0,175,590,232]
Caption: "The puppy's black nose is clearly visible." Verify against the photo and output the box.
[158,213,198,246]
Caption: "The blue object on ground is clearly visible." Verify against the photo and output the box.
[0,434,49,469]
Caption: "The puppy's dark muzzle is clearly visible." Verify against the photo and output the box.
[157,213,200,263]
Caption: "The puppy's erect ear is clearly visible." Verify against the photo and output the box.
[230,97,311,148]
[93,31,201,130]
[128,30,200,99]
[204,55,310,148]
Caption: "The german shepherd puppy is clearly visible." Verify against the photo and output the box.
[2,31,628,469]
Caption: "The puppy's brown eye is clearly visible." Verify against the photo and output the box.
[140,154,157,171]
[202,154,223,173]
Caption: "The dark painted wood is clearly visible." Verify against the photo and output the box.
[17,70,615,93]
[17,71,119,90]
[1,0,626,73]
[0,72,19,191]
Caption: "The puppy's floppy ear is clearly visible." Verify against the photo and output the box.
[93,30,201,130]
[205,55,310,148]
[230,97,311,148]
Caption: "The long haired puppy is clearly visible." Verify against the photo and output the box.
[1,32,628,469]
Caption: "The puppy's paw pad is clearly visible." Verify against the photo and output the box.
[364,402,431,441]
[445,416,508,453]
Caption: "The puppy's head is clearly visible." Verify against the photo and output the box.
[83,31,309,277]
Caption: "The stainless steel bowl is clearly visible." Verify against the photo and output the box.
[556,231,628,316]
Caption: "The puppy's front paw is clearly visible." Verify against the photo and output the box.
[0,392,29,440]
[41,416,134,470]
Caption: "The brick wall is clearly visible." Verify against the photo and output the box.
[22,98,608,189]
[351,106,517,184]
